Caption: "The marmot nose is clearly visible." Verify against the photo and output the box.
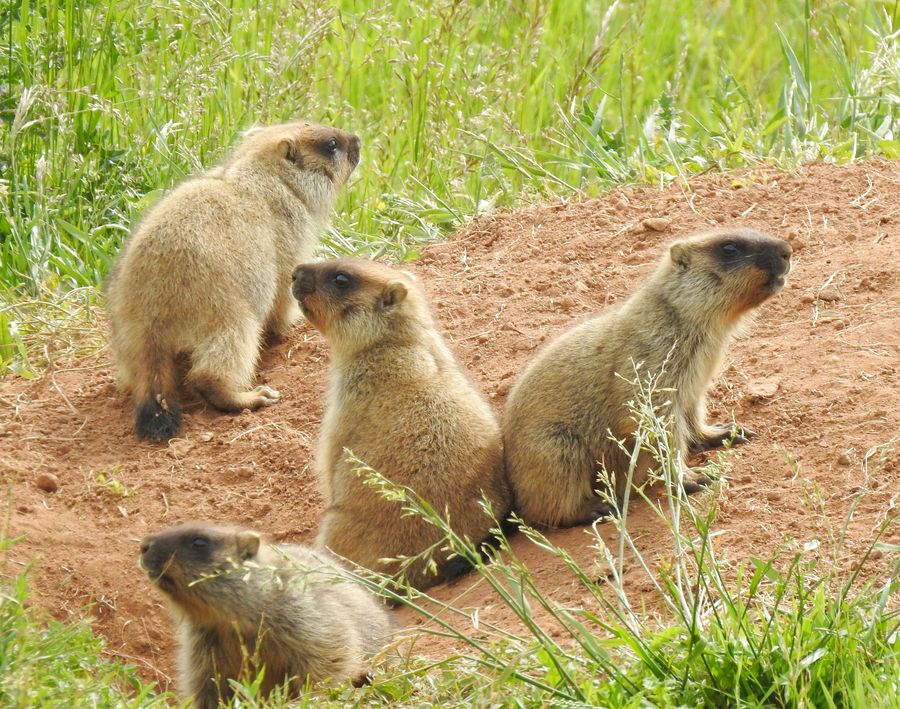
[140,537,152,555]
[292,266,316,295]
[755,240,792,275]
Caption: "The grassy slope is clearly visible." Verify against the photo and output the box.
[1,0,898,295]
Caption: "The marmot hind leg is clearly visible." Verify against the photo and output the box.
[511,426,616,528]
[187,322,280,412]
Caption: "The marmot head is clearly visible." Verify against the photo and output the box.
[664,228,792,322]
[140,523,268,625]
[291,258,430,355]
[226,121,361,211]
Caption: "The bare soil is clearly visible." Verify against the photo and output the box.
[1,160,898,689]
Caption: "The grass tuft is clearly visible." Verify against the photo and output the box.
[334,370,900,707]
[0,540,173,706]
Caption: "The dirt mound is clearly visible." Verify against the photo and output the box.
[2,161,898,689]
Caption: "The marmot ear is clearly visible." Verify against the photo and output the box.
[380,281,408,309]
[279,139,301,166]
[236,531,261,560]
[670,243,690,269]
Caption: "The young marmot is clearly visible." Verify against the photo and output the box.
[291,258,511,591]
[502,228,792,528]
[107,121,360,441]
[140,522,390,708]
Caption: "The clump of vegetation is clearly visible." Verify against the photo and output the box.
[2,0,898,300]
[342,373,899,707]
[0,538,172,706]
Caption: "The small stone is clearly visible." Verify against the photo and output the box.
[800,293,814,304]
[199,431,215,442]
[167,439,194,459]
[817,286,841,302]
[495,379,513,397]
[836,453,851,466]
[557,295,576,311]
[36,473,59,493]
[746,377,780,401]
[642,217,671,232]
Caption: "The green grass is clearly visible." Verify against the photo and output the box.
[342,372,900,707]
[1,0,898,299]
[0,540,173,707]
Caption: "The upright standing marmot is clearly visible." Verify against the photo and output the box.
[291,258,511,590]
[503,228,792,528]
[107,122,360,441]
[140,522,390,709]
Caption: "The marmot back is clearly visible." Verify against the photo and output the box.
[502,228,792,528]
[107,121,360,441]
[292,258,511,591]
[140,522,390,709]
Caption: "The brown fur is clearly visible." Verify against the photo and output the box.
[139,522,390,708]
[107,121,360,441]
[502,228,792,528]
[291,258,511,590]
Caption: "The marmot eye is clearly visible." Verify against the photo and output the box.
[191,537,208,549]
[720,241,740,256]
[333,272,350,288]
[325,138,339,155]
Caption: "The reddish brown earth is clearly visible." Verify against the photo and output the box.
[1,160,898,689]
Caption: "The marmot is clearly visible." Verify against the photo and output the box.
[107,121,360,441]
[502,228,792,528]
[140,522,390,708]
[291,258,511,590]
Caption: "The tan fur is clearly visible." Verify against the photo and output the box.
[140,522,390,709]
[291,258,511,590]
[107,122,360,440]
[502,228,792,528]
